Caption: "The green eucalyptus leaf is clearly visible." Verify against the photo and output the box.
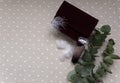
[101,62,112,74]
[96,34,106,42]
[82,78,90,83]
[100,25,111,34]
[80,68,90,77]
[75,63,95,78]
[94,73,102,81]
[78,59,95,67]
[89,46,98,54]
[96,67,106,77]
[81,65,94,78]
[82,50,93,62]
[102,51,110,57]
[67,70,76,81]
[106,44,114,54]
[103,56,113,65]
[78,80,84,83]
[92,34,106,46]
[84,63,95,75]
[87,76,96,83]
[110,54,120,59]
[92,38,103,46]
[78,59,85,65]
[75,64,83,74]
[84,62,95,67]
[71,74,82,83]
[108,39,115,45]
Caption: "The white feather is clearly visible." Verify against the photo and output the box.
[56,39,74,61]
[62,45,74,59]
[56,39,70,49]
[51,16,67,30]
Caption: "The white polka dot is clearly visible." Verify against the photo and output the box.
[110,79,113,82]
[28,74,31,77]
[23,78,26,81]
[5,77,8,80]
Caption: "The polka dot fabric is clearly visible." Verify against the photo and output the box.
[0,0,120,83]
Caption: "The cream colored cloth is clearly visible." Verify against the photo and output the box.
[0,0,120,83]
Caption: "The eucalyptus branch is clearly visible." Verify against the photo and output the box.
[67,25,120,83]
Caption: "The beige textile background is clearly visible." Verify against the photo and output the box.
[0,0,120,83]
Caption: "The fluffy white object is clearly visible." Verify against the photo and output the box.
[56,39,74,61]
[56,39,70,49]
[62,45,74,59]
[51,16,67,30]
